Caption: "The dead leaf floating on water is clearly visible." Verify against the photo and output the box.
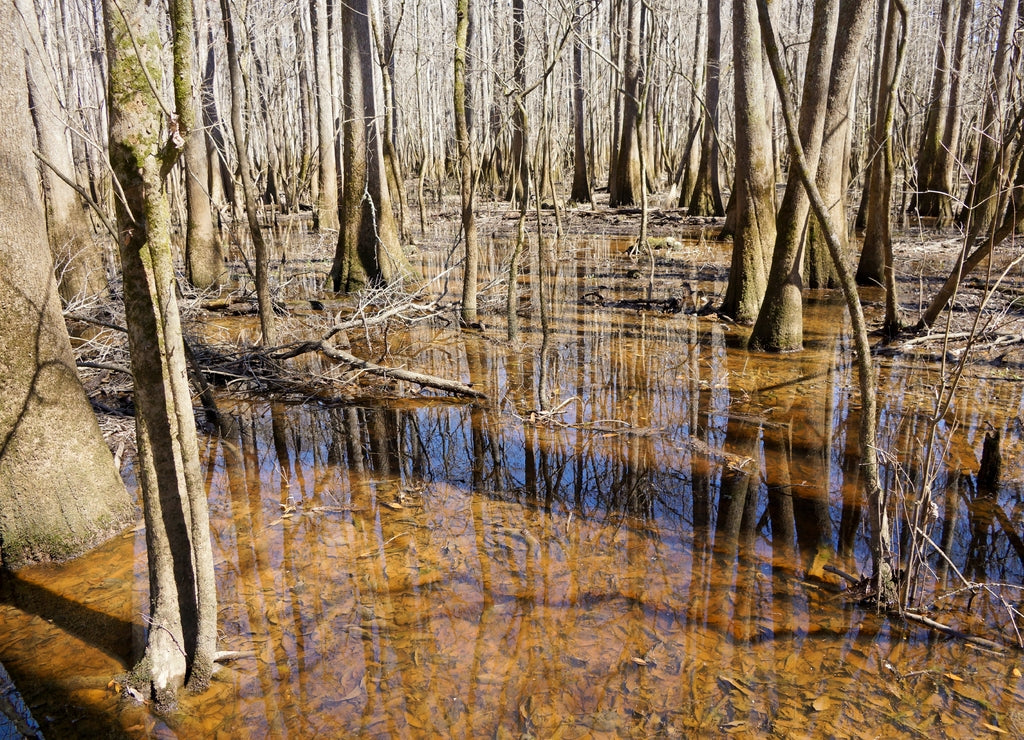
[811,695,832,712]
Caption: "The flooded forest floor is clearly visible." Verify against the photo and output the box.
[3,196,1024,738]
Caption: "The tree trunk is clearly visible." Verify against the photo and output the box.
[170,0,222,291]
[687,0,724,217]
[455,0,479,324]
[957,0,1018,241]
[311,0,339,231]
[0,8,131,569]
[804,0,876,289]
[909,0,956,219]
[569,0,592,205]
[721,0,775,324]
[330,0,414,292]
[931,0,973,228]
[104,0,217,706]
[18,0,108,304]
[858,0,908,341]
[749,0,839,352]
[219,0,277,344]
[504,0,529,206]
[609,0,643,207]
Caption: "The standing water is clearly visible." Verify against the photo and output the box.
[1,236,1022,737]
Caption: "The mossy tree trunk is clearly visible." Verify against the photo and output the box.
[0,5,131,568]
[103,0,217,707]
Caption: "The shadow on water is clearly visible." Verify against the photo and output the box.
[2,236,1024,736]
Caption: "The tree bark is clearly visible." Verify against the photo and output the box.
[330,0,414,292]
[455,0,479,324]
[721,0,776,324]
[104,0,217,706]
[569,0,592,205]
[170,0,223,291]
[18,0,108,304]
[219,0,277,344]
[687,0,724,217]
[609,0,643,207]
[749,0,839,352]
[0,8,131,568]
[803,0,876,289]
[311,0,339,231]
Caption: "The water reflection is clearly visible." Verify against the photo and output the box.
[1,239,1023,736]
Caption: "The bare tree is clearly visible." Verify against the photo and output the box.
[104,0,217,706]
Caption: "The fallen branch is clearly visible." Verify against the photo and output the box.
[270,338,485,398]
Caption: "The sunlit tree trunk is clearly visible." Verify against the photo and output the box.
[721,0,775,324]
[104,0,217,706]
[957,0,1018,240]
[504,0,529,205]
[18,0,108,304]
[0,9,131,568]
[219,0,276,344]
[858,0,908,339]
[330,0,414,292]
[455,0,479,324]
[170,0,222,291]
[311,0,339,231]
[687,0,724,217]
[749,0,838,352]
[804,0,875,290]
[931,0,972,229]
[609,0,642,207]
[909,0,955,219]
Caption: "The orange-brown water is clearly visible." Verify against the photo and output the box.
[2,236,1022,737]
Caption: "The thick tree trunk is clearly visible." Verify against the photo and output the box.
[909,0,955,218]
[170,0,222,291]
[18,0,108,304]
[569,0,592,205]
[721,0,775,324]
[804,0,875,289]
[330,0,414,292]
[749,0,839,352]
[104,0,217,706]
[0,10,131,568]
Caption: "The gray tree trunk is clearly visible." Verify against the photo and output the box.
[18,0,108,304]
[0,5,130,569]
[311,0,339,231]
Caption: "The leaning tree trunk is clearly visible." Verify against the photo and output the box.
[0,7,131,568]
[170,0,222,291]
[104,0,217,707]
[18,0,109,304]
